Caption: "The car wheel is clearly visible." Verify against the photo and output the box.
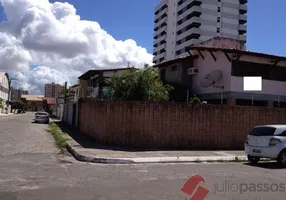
[247,155,260,164]
[277,150,286,167]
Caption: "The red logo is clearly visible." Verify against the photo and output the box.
[181,175,209,200]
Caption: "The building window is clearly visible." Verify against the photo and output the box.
[217,7,221,12]
[217,17,220,23]
[217,28,220,33]
[218,0,221,2]
[171,65,177,71]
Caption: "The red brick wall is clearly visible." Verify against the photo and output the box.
[78,99,286,150]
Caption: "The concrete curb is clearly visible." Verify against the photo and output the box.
[66,143,247,164]
[66,144,135,164]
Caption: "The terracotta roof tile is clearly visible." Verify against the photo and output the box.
[21,95,43,101]
[44,98,56,104]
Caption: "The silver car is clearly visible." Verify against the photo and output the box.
[34,111,50,124]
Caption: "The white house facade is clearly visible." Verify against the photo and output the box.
[0,72,10,112]
[155,37,286,107]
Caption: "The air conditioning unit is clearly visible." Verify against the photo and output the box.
[187,68,199,75]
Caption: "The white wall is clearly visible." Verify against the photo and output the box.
[191,50,231,94]
[0,74,9,102]
[191,49,286,98]
[231,77,286,97]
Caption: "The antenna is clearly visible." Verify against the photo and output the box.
[200,70,224,104]
[200,70,224,89]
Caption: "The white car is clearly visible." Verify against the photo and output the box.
[245,125,286,167]
[34,111,50,124]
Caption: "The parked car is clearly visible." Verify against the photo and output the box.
[34,111,50,124]
[245,125,286,167]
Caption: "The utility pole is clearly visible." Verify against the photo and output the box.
[64,81,67,104]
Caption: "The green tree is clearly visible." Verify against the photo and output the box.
[62,89,70,96]
[0,98,3,108]
[106,64,173,101]
[12,99,24,109]
[188,94,201,104]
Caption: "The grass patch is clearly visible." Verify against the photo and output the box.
[47,123,67,149]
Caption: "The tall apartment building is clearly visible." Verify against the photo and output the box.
[44,83,64,98]
[11,87,29,101]
[153,0,247,64]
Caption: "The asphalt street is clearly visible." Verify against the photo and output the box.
[0,113,285,200]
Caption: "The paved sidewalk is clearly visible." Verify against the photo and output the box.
[0,113,15,117]
[55,122,246,164]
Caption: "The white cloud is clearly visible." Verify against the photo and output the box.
[0,0,153,94]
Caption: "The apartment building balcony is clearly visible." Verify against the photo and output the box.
[239,0,247,4]
[178,0,202,15]
[239,15,247,25]
[154,16,167,29]
[154,24,167,35]
[176,39,197,52]
[155,1,167,13]
[239,24,247,31]
[155,7,168,21]
[153,43,166,54]
[177,0,189,11]
[154,12,167,24]
[176,27,201,41]
[239,4,247,14]
[239,34,246,41]
[177,6,202,21]
[177,17,201,31]
[239,14,247,21]
[154,52,166,62]
[153,34,167,45]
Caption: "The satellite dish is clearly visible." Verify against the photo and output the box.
[87,86,94,93]
[200,70,223,88]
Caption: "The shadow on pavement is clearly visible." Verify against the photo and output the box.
[244,162,284,169]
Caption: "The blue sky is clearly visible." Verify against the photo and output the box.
[50,0,286,56]
[2,0,286,56]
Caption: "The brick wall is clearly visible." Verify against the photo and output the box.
[78,99,286,150]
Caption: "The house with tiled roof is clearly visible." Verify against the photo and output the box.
[21,95,44,111]
[43,97,57,116]
[153,36,286,107]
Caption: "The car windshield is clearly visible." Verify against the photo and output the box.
[249,127,276,136]
[37,112,48,116]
